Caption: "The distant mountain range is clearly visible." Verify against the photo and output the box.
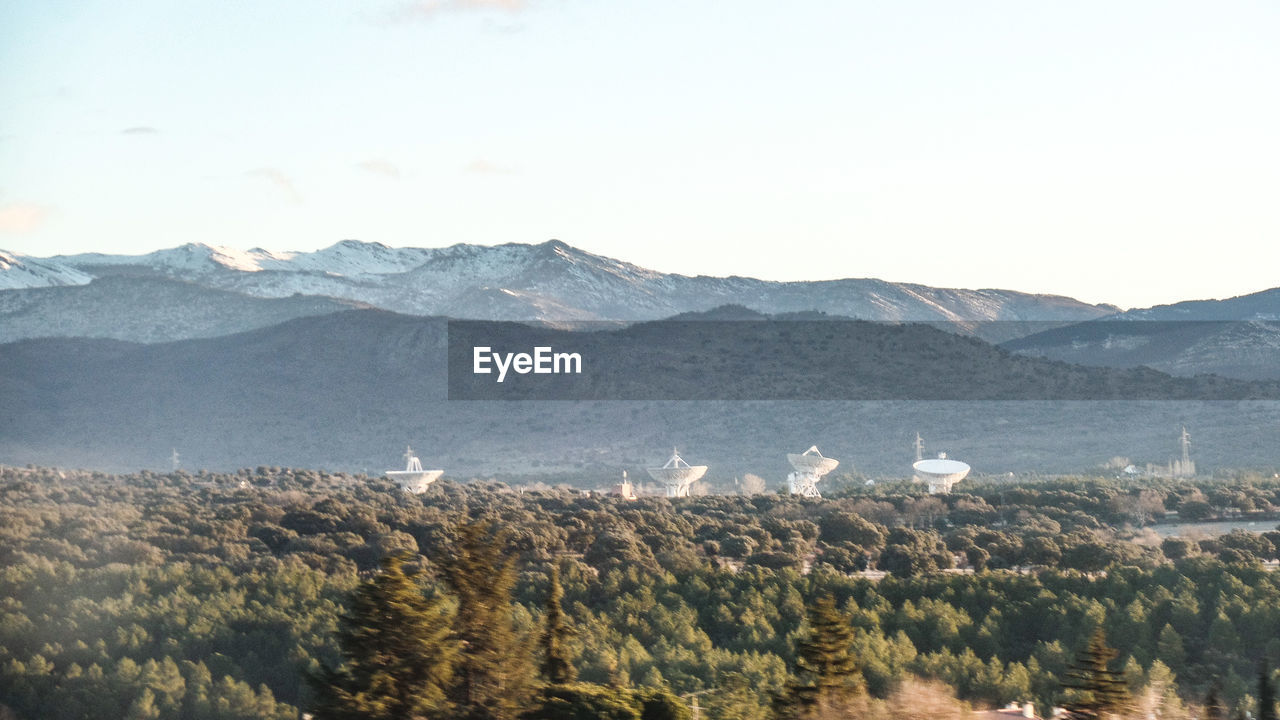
[4,239,1280,476]
[6,239,1278,379]
[1,239,1115,343]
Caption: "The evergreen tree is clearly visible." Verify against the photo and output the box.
[635,687,693,720]
[540,563,577,685]
[124,689,161,720]
[776,592,864,719]
[1134,660,1186,720]
[1060,629,1129,720]
[1155,624,1186,673]
[1259,662,1276,720]
[1204,682,1226,720]
[310,552,458,720]
[519,683,643,720]
[438,521,536,720]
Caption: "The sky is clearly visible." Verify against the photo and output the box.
[1,0,1278,309]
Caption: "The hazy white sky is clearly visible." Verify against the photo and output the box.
[2,0,1277,309]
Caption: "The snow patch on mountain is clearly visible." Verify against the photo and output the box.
[59,243,293,274]
[0,250,92,289]
[281,239,434,275]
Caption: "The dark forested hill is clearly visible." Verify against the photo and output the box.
[3,308,1280,476]
[0,275,369,343]
[1004,286,1280,381]
[1004,320,1280,381]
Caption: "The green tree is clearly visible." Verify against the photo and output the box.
[777,593,864,719]
[1204,682,1226,720]
[539,563,577,685]
[519,683,642,720]
[635,687,692,720]
[438,521,536,720]
[1155,624,1186,672]
[310,552,458,720]
[124,689,161,720]
[1059,629,1129,720]
[1259,662,1276,720]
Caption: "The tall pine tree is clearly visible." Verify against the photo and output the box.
[776,592,864,719]
[539,562,577,685]
[1204,682,1226,720]
[310,552,458,720]
[1060,629,1130,720]
[437,521,536,720]
[1259,661,1276,720]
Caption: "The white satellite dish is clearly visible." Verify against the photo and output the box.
[646,448,707,498]
[385,445,443,494]
[786,445,839,498]
[912,452,970,495]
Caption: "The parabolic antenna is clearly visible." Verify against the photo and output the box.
[788,446,839,476]
[787,445,838,498]
[385,445,443,494]
[912,452,970,495]
[646,448,707,498]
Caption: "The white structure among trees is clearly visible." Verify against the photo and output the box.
[787,445,839,498]
[913,452,970,494]
[385,445,443,494]
[646,448,707,498]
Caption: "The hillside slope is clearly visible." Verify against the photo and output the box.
[3,309,1277,477]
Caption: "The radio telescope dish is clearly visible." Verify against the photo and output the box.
[786,445,838,498]
[646,448,707,498]
[912,452,969,495]
[385,445,443,494]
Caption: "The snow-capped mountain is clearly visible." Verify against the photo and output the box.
[0,250,92,290]
[2,239,1118,343]
[55,240,436,278]
[57,243,288,274]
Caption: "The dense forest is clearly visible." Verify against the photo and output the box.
[4,465,1280,718]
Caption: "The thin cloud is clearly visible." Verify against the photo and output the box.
[385,0,525,23]
[0,203,50,234]
[357,159,402,179]
[247,168,301,203]
[121,126,160,136]
[466,159,516,175]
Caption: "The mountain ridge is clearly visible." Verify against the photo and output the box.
[1,239,1117,342]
